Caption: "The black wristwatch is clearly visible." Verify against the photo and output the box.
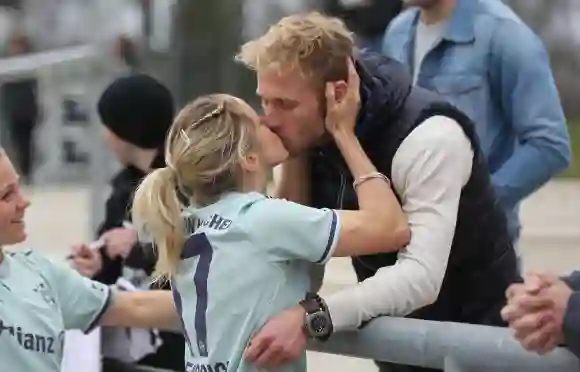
[299,293,333,341]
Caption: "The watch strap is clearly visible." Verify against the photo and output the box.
[299,293,322,314]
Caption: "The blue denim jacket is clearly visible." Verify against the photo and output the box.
[382,0,571,241]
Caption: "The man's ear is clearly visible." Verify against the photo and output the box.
[332,80,348,103]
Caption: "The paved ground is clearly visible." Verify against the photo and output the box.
[9,180,580,372]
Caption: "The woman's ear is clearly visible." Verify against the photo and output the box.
[240,152,261,173]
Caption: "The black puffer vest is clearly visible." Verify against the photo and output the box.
[310,52,521,326]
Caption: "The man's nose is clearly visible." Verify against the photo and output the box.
[260,114,278,129]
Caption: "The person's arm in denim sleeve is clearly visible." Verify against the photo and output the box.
[489,20,571,209]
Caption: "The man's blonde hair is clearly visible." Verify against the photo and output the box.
[236,12,355,84]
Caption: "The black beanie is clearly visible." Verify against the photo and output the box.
[97,74,174,149]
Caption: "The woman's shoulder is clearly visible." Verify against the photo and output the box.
[3,249,57,286]
[239,195,310,223]
[6,247,39,261]
[7,248,54,268]
[6,249,82,294]
[6,248,69,277]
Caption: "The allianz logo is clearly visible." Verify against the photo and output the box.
[0,319,64,354]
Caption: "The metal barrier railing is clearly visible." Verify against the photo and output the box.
[308,316,580,371]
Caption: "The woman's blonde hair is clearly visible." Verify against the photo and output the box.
[132,94,258,279]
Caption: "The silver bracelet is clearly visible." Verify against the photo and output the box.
[352,172,391,190]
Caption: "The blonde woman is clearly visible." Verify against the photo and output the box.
[132,60,410,372]
[0,147,179,372]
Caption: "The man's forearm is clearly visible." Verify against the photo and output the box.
[324,259,441,331]
[323,116,471,331]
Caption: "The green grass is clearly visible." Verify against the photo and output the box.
[559,122,580,178]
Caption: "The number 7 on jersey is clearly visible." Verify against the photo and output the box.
[175,233,214,357]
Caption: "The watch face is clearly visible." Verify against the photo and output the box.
[310,314,328,334]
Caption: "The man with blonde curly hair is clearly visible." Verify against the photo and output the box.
[238,12,520,372]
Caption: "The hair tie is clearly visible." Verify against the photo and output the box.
[179,103,226,146]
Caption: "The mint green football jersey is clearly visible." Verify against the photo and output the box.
[171,192,340,372]
[0,249,111,372]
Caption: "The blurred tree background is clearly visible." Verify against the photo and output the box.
[509,0,580,117]
[0,0,578,176]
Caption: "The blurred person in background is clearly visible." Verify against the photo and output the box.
[323,0,403,52]
[113,35,141,74]
[382,0,571,255]
[0,31,39,184]
[502,271,580,359]
[69,74,184,372]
